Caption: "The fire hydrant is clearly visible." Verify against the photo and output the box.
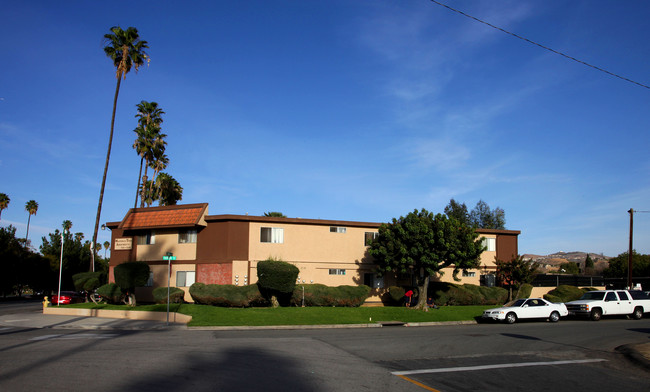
[43,296,50,310]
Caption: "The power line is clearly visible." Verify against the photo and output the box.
[429,0,650,90]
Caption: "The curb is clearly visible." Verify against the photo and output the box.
[188,320,478,330]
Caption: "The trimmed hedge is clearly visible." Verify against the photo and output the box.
[387,286,405,305]
[96,283,123,304]
[543,285,597,303]
[114,261,150,292]
[257,259,299,293]
[72,271,104,292]
[153,287,185,304]
[189,283,267,307]
[431,282,508,306]
[516,283,533,299]
[291,284,371,307]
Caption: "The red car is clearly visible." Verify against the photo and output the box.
[51,291,85,305]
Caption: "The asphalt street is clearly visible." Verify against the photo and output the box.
[1,300,649,391]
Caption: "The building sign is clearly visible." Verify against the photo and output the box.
[114,238,133,250]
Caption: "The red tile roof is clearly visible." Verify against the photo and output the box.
[119,204,207,230]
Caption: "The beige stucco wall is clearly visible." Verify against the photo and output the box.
[247,222,376,287]
[136,231,197,262]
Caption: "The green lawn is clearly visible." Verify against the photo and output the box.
[65,303,492,327]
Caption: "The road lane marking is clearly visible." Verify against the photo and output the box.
[4,319,30,322]
[392,359,607,376]
[396,375,442,392]
[30,333,118,341]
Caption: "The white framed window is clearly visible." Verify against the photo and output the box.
[145,272,154,287]
[137,231,155,245]
[330,226,346,233]
[179,229,197,244]
[483,237,496,252]
[329,269,346,275]
[176,271,195,287]
[462,271,476,277]
[261,227,284,243]
[364,232,379,246]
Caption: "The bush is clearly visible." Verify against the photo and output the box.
[153,287,185,304]
[72,271,104,292]
[291,284,371,307]
[387,286,405,305]
[96,283,122,304]
[516,283,533,299]
[543,285,594,303]
[113,261,150,293]
[257,259,299,293]
[189,283,267,307]
[430,282,508,306]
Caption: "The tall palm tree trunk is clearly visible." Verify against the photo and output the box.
[134,157,143,208]
[92,74,122,272]
[25,214,32,245]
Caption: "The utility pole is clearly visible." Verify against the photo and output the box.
[628,208,633,289]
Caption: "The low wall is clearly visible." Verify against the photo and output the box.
[43,306,192,324]
[530,286,606,299]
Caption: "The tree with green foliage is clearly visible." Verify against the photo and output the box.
[0,193,9,220]
[495,255,539,301]
[603,251,650,278]
[93,26,149,271]
[24,200,38,246]
[444,199,470,226]
[257,258,299,307]
[156,172,183,206]
[584,254,595,275]
[1,225,52,297]
[133,100,165,208]
[113,261,150,306]
[368,209,485,309]
[263,211,286,218]
[559,261,580,275]
[469,200,505,229]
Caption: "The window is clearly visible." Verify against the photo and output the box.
[330,226,346,233]
[137,231,155,245]
[462,271,476,277]
[364,273,384,288]
[605,292,617,301]
[179,229,197,244]
[482,237,496,252]
[329,269,346,275]
[176,271,195,287]
[261,227,284,243]
[364,232,379,246]
[145,272,153,287]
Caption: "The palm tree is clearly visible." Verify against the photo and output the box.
[146,152,169,207]
[24,200,38,246]
[0,193,9,221]
[133,101,165,208]
[92,26,148,271]
[103,241,110,259]
[156,172,183,206]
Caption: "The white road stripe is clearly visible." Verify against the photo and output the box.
[4,319,30,322]
[30,333,118,341]
[392,359,608,376]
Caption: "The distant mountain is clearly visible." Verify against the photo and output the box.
[523,252,611,274]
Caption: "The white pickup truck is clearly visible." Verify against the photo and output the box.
[566,289,650,321]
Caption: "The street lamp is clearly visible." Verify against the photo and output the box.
[57,228,67,307]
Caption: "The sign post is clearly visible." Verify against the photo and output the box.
[162,252,176,325]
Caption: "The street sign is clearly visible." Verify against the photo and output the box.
[162,255,176,260]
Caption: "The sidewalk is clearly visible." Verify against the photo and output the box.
[0,311,186,330]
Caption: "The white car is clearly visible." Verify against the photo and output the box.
[482,298,569,324]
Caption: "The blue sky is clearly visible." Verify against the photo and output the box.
[1,0,649,257]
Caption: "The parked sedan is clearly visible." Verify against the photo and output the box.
[482,298,569,324]
[50,291,85,305]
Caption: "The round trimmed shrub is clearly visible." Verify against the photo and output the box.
[153,287,185,304]
[72,271,104,292]
[113,261,150,293]
[96,283,122,304]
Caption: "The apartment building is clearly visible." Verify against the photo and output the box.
[106,203,520,303]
